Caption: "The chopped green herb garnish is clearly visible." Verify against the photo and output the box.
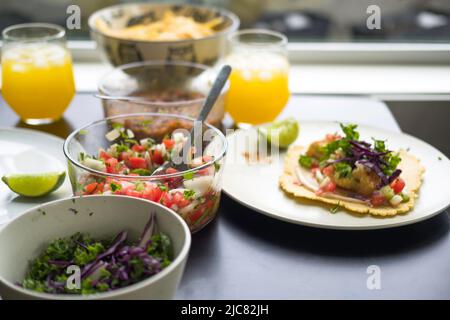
[372,138,387,152]
[340,123,359,141]
[131,168,151,176]
[140,120,153,126]
[334,162,352,178]
[183,171,194,180]
[158,184,168,192]
[110,182,121,192]
[116,144,129,153]
[111,123,123,130]
[124,139,138,145]
[183,189,195,199]
[330,202,341,214]
[381,152,401,175]
[78,129,88,135]
[299,155,313,169]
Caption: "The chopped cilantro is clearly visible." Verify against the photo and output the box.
[116,144,129,153]
[299,155,313,168]
[340,123,359,141]
[183,171,194,180]
[158,184,168,191]
[381,152,401,175]
[110,182,121,192]
[131,168,151,176]
[183,190,195,199]
[334,162,352,178]
[372,138,387,152]
[330,202,341,214]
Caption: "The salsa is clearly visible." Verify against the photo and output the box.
[75,123,221,232]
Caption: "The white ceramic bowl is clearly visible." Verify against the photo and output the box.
[0,195,191,300]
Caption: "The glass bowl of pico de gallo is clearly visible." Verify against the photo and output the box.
[63,113,227,233]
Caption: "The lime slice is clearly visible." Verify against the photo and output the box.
[258,118,299,148]
[2,171,66,197]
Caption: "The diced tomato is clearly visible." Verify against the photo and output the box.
[127,157,147,169]
[119,151,131,162]
[205,199,215,209]
[326,134,341,142]
[84,182,98,194]
[323,181,336,193]
[143,185,163,202]
[172,192,190,208]
[390,178,405,194]
[160,192,174,208]
[94,182,104,194]
[125,189,142,198]
[132,144,145,152]
[190,207,206,224]
[322,165,335,177]
[163,139,175,150]
[150,150,164,165]
[99,150,112,161]
[370,193,386,207]
[105,158,119,174]
[165,167,178,174]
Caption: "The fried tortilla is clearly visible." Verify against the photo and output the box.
[279,145,425,216]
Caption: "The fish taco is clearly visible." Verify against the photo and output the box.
[280,124,425,216]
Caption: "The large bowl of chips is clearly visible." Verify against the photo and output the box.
[88,3,240,66]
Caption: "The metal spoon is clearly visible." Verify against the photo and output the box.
[151,64,232,176]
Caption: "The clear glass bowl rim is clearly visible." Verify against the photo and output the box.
[97,60,230,107]
[63,112,228,180]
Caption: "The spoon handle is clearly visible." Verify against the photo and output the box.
[196,65,232,123]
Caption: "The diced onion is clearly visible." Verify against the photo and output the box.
[183,176,213,196]
[105,129,120,141]
[389,194,403,206]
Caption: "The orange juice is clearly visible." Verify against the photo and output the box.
[225,52,289,124]
[2,43,75,124]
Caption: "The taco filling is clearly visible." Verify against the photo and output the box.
[282,124,424,212]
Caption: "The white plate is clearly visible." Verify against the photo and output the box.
[223,121,450,230]
[0,128,72,225]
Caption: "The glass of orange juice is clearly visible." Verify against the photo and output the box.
[2,23,75,125]
[225,29,289,125]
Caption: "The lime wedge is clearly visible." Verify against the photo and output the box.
[258,118,299,148]
[2,171,66,197]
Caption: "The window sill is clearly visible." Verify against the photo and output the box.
[71,62,450,100]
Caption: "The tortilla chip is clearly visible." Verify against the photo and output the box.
[279,145,425,216]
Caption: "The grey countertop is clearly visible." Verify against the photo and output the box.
[1,94,449,299]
